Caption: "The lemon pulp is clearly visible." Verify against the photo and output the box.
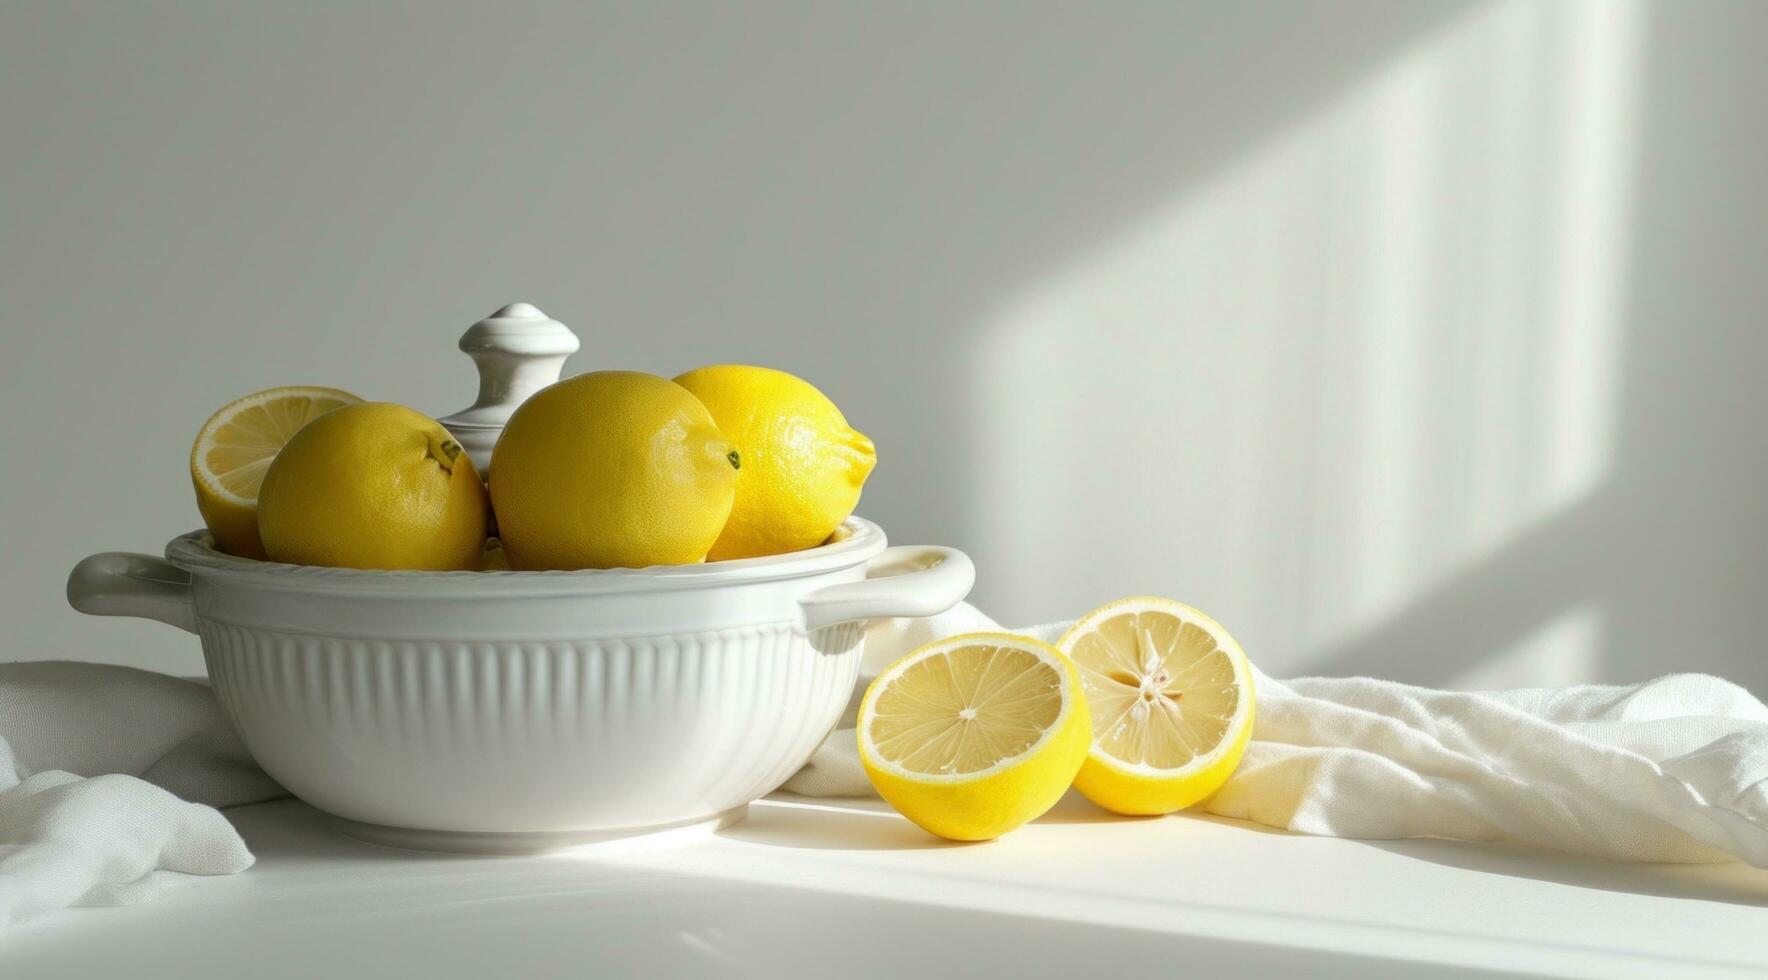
[868,642,1064,776]
[858,633,1091,841]
[1061,597,1255,815]
[190,386,362,558]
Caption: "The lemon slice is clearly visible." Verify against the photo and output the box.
[858,632,1091,841]
[1059,596,1255,815]
[190,386,362,559]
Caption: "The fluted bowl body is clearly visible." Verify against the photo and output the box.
[68,517,973,851]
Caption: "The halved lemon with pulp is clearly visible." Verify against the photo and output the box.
[858,632,1091,841]
[1059,596,1255,815]
[190,386,362,558]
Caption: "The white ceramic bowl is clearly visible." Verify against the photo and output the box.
[67,517,971,852]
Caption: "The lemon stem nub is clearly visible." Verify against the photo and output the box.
[432,438,462,473]
[727,449,741,470]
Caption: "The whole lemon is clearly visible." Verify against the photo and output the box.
[489,371,740,569]
[257,403,489,570]
[673,365,875,561]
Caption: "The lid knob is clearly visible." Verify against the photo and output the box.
[439,302,579,471]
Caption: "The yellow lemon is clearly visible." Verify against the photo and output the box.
[858,633,1091,841]
[673,365,875,561]
[1058,596,1256,816]
[190,386,363,559]
[488,371,739,569]
[257,403,488,570]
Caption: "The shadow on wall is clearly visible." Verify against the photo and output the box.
[6,1,1761,688]
[968,0,1768,691]
[0,0,1481,675]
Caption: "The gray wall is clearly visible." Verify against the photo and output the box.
[4,1,1764,690]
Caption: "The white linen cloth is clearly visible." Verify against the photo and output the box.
[783,603,1768,867]
[0,662,279,926]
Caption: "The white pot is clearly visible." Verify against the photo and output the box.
[67,517,971,852]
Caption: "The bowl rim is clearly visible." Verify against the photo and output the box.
[164,516,889,594]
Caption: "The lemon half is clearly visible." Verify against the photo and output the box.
[190,385,362,558]
[1059,597,1255,816]
[858,632,1091,841]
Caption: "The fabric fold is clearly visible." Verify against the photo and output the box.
[783,603,1768,867]
[0,662,277,926]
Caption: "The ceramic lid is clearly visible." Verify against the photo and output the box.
[438,302,580,471]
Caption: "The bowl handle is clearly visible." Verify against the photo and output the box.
[799,546,975,631]
[67,552,198,634]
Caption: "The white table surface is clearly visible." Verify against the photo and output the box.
[7,791,1767,979]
